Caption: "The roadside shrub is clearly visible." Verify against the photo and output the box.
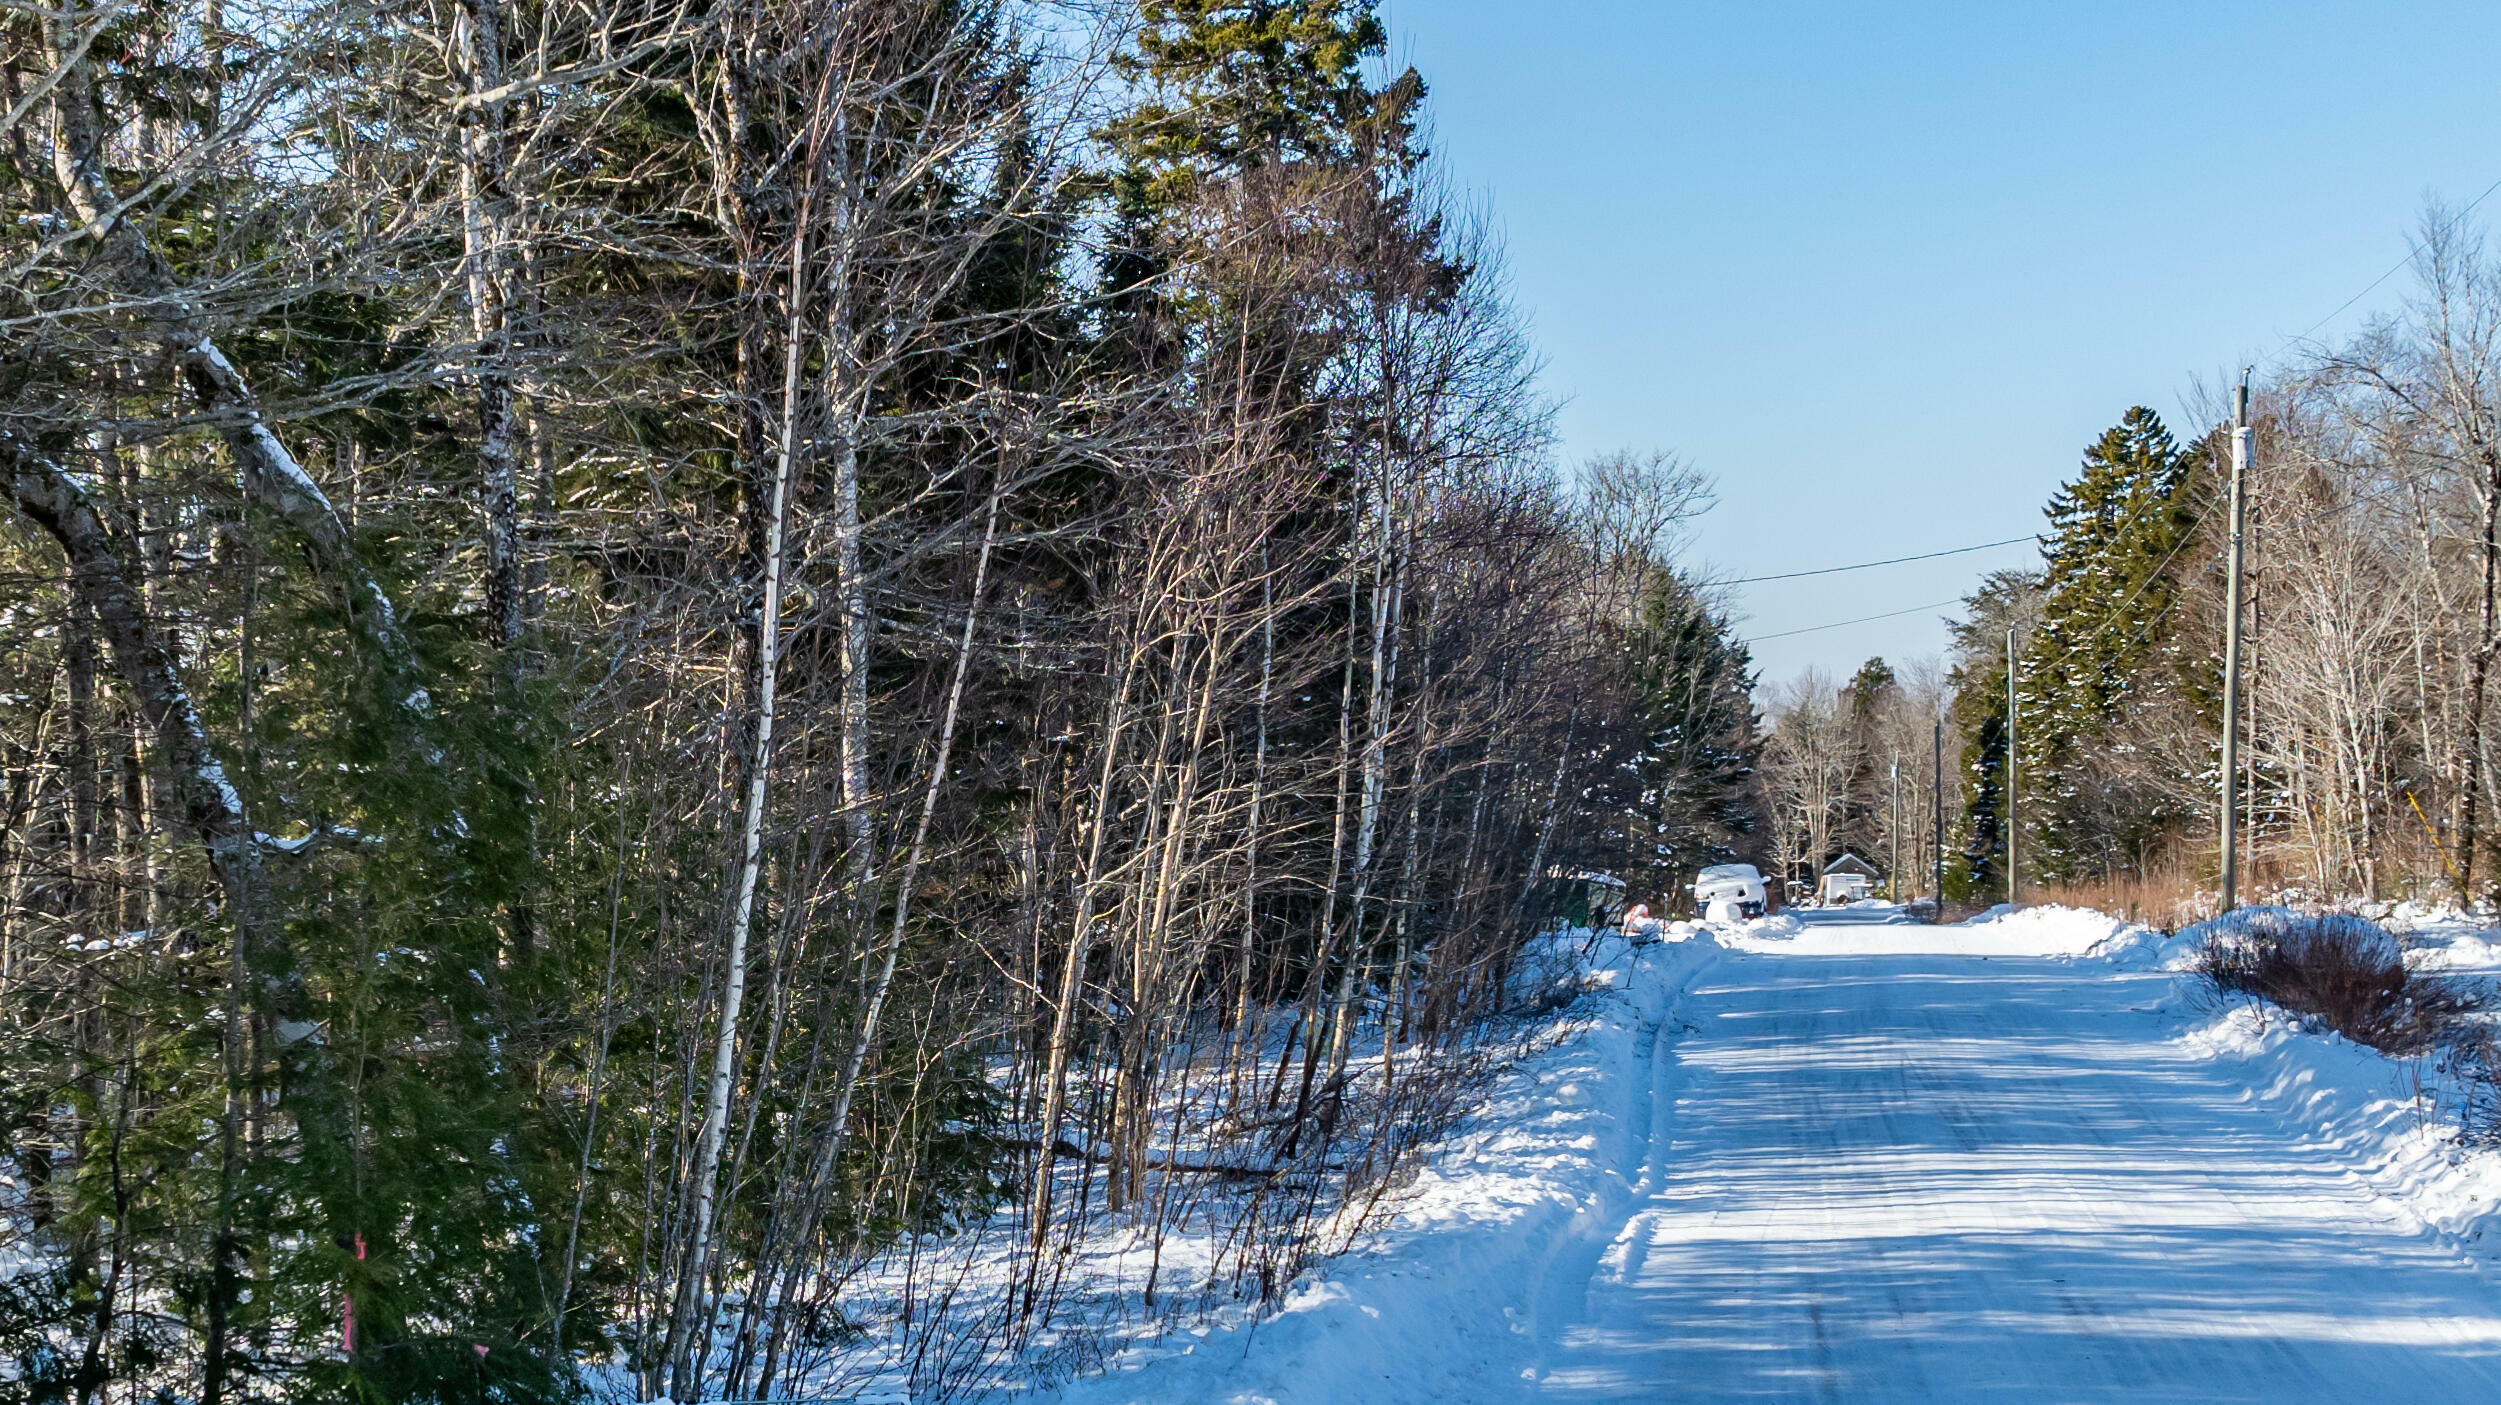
[2190,907,2485,1055]
[2446,1026,2501,1145]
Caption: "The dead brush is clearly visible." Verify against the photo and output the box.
[2444,1026,2501,1145]
[2037,866,2213,930]
[2194,908,2488,1056]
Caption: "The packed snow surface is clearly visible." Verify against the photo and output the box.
[1048,905,2501,1402]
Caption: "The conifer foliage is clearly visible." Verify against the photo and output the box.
[1574,575,1763,909]
[1111,0,1396,185]
[1945,569,2043,902]
[1838,657,1898,862]
[1940,409,2208,901]
[2013,408,2211,884]
[0,2,1729,1399]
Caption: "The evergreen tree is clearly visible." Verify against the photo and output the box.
[1576,576,1762,910]
[2015,408,2210,881]
[1105,0,1397,199]
[1837,657,1896,863]
[0,0,1679,1397]
[1095,0,1434,345]
[1946,569,2043,903]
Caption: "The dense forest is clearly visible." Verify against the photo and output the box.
[0,0,1771,1399]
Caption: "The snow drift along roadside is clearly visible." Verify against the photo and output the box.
[1040,928,1725,1405]
[2180,1003,2501,1267]
[2077,902,2501,1274]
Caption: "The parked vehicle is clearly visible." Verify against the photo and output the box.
[1691,863,1767,922]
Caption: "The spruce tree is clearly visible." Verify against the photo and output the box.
[1576,576,1763,911]
[1945,569,2043,903]
[2015,408,2209,881]
[1105,0,1396,198]
[1837,657,1896,863]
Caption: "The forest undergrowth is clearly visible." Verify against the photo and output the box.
[0,3,1770,1400]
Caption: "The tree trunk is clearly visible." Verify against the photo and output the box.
[664,215,812,1401]
[2459,448,2500,903]
[763,485,1002,1371]
[1022,653,1140,1268]
[455,0,524,648]
[47,46,411,673]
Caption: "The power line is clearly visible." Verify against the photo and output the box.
[2035,460,2446,677]
[1796,182,2501,687]
[1747,596,1967,643]
[2259,172,2501,370]
[1745,183,2501,668]
[1716,534,2037,586]
[2030,390,2465,680]
[1719,467,2388,661]
[2031,502,2211,672]
[2035,175,2501,666]
[1737,183,2501,665]
[2275,468,2440,533]
[1742,174,2501,673]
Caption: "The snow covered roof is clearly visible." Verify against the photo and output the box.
[1822,852,1880,877]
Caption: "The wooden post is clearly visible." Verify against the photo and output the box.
[2006,627,2019,905]
[2221,377,2251,911]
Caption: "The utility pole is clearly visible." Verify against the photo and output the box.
[2006,627,2019,906]
[2246,556,2261,868]
[1889,756,1901,901]
[2220,375,2251,912]
[1933,712,1945,922]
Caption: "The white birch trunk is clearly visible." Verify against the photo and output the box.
[808,486,1003,1226]
[664,218,811,1401]
[454,0,524,647]
[46,45,412,673]
[1327,477,1407,1076]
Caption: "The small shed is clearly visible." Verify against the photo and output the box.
[1545,867,1627,930]
[1819,852,1880,905]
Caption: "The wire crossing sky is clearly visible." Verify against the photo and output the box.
[1386,0,2501,684]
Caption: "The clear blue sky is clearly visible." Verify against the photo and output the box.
[1383,1,2501,686]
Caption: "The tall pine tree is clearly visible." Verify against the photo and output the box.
[2015,408,2210,881]
[1577,576,1762,911]
[1946,569,2043,903]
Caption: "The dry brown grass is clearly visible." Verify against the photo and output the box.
[2031,867,2214,931]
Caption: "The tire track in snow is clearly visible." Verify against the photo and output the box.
[1519,943,1713,1396]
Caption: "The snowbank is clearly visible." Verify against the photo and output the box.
[2391,906,2501,974]
[1041,930,1725,1404]
[2183,1005,2501,1268]
[1957,901,2139,956]
[2417,932,2501,972]
[1044,904,2501,1400]
[2080,901,2501,1274]
[1734,911,1802,941]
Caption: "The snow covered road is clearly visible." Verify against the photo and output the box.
[1055,912,2501,1402]
[1533,914,2501,1401]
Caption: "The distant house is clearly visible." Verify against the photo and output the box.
[1819,852,1880,905]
